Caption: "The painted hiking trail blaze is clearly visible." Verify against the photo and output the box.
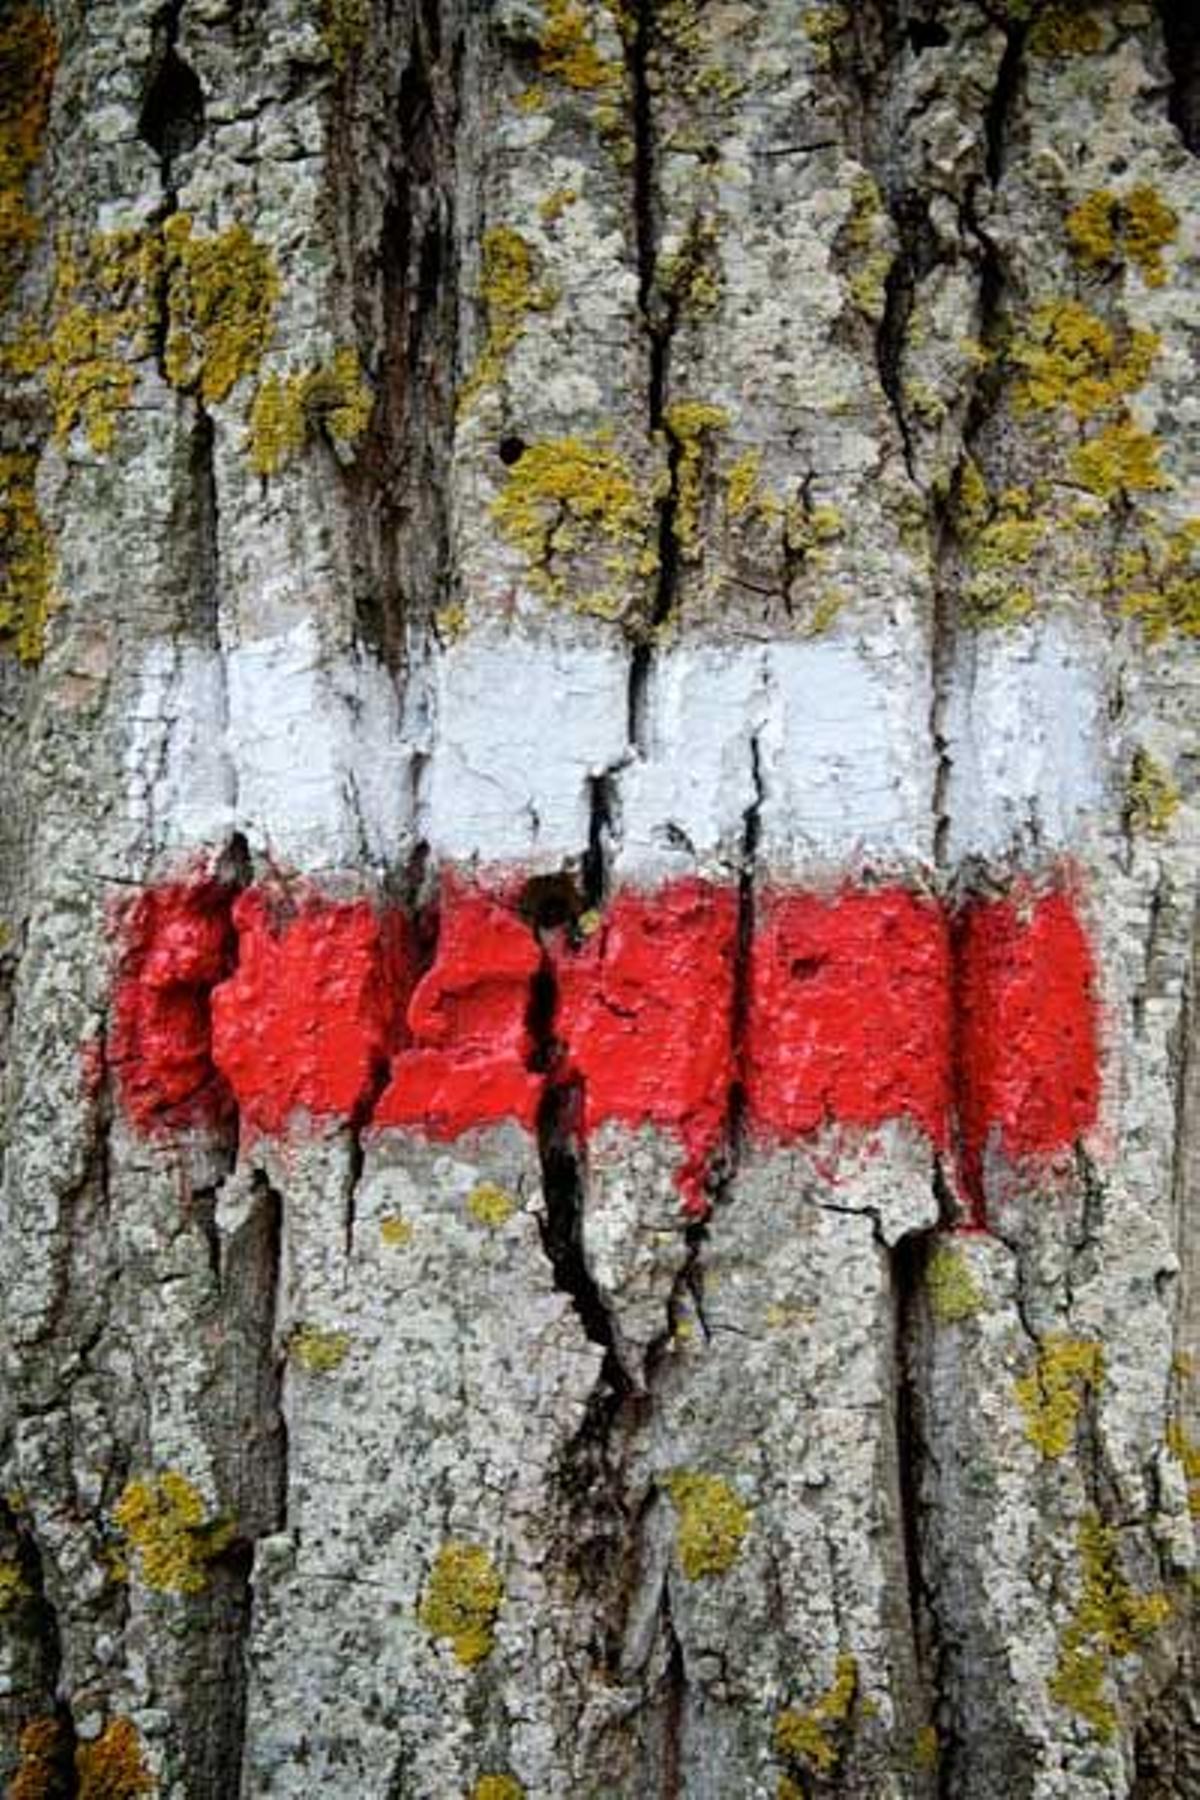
[108,869,1101,1219]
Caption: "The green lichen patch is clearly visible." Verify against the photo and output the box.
[926,1243,984,1324]
[1048,1511,1170,1739]
[471,1779,525,1800]
[460,226,556,412]
[1027,4,1105,56]
[1066,186,1178,288]
[1015,1336,1104,1460]
[1166,1422,1200,1519]
[802,5,850,70]
[75,1719,156,1799]
[1010,300,1158,422]
[419,1541,504,1666]
[290,1324,352,1373]
[0,3,56,310]
[247,348,372,475]
[113,1470,233,1595]
[664,1470,750,1579]
[843,173,893,324]
[0,450,54,662]
[0,1553,27,1610]
[491,431,660,617]
[1126,748,1180,836]
[320,0,369,71]
[467,1181,518,1229]
[912,1723,939,1770]
[658,214,723,321]
[775,1653,858,1775]
[162,215,281,403]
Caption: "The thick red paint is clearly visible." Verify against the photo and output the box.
[210,890,415,1134]
[745,887,952,1148]
[109,873,1102,1226]
[109,878,236,1133]
[552,880,739,1213]
[956,886,1099,1201]
[374,883,544,1137]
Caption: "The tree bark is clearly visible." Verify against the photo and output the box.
[1,2,1197,1796]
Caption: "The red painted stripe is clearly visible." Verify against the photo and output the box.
[552,879,739,1214]
[374,883,544,1137]
[956,885,1100,1205]
[109,878,236,1134]
[109,874,1102,1217]
[745,887,952,1147]
[209,889,415,1134]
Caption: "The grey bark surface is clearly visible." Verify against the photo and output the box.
[1,2,1198,1797]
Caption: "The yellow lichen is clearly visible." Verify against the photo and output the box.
[467,1181,518,1229]
[419,1541,504,1666]
[113,1471,233,1595]
[912,1723,939,1769]
[843,174,893,323]
[1126,748,1180,836]
[785,497,844,568]
[538,187,577,224]
[926,1243,984,1325]
[9,1717,68,1800]
[75,1718,155,1799]
[956,476,1047,627]
[664,1470,750,1579]
[459,226,556,412]
[725,449,765,520]
[1072,416,1169,500]
[0,1555,26,1610]
[663,401,728,560]
[658,215,723,319]
[21,231,151,452]
[320,0,369,71]
[538,0,622,91]
[380,1213,414,1248]
[802,5,849,68]
[247,348,372,475]
[1117,519,1200,641]
[1015,1336,1104,1460]
[0,3,56,310]
[471,1779,524,1800]
[1027,4,1104,56]
[1066,186,1178,288]
[0,450,54,662]
[1166,1422,1200,1518]
[491,432,658,615]
[1010,301,1158,422]
[290,1325,351,1373]
[1048,1511,1170,1739]
[162,214,280,403]
[775,1653,858,1775]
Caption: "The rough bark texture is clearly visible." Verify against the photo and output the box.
[0,2,1197,1796]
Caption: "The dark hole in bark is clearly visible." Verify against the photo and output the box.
[498,434,526,465]
[1158,1,1200,152]
[139,47,205,162]
[907,18,950,52]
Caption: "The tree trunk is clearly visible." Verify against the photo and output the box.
[1,2,1197,1795]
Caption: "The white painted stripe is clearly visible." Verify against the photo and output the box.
[426,627,629,873]
[125,620,1102,877]
[942,616,1105,865]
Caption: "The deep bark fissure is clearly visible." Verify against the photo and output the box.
[187,1170,286,1797]
[137,1,205,198]
[719,734,764,1199]
[1156,2,1200,153]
